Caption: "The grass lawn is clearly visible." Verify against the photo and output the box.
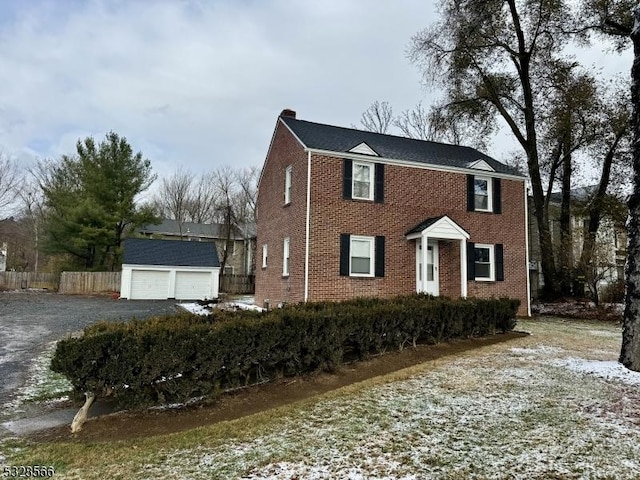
[2,317,639,479]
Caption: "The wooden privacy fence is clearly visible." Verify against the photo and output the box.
[220,274,255,294]
[1,271,254,295]
[59,272,122,295]
[0,272,59,290]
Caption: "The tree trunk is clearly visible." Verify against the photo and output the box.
[621,7,640,371]
[70,392,95,433]
[559,140,573,296]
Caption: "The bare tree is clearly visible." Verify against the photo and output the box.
[153,168,194,236]
[359,101,394,134]
[394,102,432,140]
[187,171,219,224]
[235,166,258,224]
[212,166,239,273]
[0,154,22,217]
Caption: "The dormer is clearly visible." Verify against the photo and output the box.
[348,142,379,156]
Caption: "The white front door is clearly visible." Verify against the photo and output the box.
[416,240,439,295]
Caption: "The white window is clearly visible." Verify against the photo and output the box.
[262,244,268,268]
[350,236,374,277]
[224,265,234,275]
[284,165,292,204]
[352,161,374,200]
[474,244,495,281]
[474,177,492,212]
[283,237,290,276]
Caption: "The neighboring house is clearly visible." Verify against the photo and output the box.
[120,238,220,300]
[138,219,256,276]
[0,242,6,272]
[255,109,530,316]
[528,187,627,299]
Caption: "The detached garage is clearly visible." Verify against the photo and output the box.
[120,238,220,300]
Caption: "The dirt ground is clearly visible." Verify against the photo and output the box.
[33,331,527,444]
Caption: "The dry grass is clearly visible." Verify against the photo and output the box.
[2,317,639,479]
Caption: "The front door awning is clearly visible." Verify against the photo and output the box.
[405,215,470,241]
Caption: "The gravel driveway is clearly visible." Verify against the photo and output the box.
[0,291,179,408]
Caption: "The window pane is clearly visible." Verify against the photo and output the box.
[475,263,490,278]
[351,257,371,274]
[353,181,370,198]
[475,194,488,210]
[351,239,371,257]
[474,179,488,195]
[475,247,490,263]
[354,164,370,182]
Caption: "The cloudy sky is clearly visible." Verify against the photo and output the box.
[0,0,632,184]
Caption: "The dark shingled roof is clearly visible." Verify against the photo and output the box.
[139,219,256,240]
[123,238,220,267]
[281,116,523,177]
[405,216,447,236]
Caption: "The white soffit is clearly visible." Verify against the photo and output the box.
[468,159,495,172]
[349,142,379,156]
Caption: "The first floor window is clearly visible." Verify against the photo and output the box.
[350,236,374,276]
[474,244,494,281]
[224,265,234,275]
[262,244,268,268]
[283,237,290,276]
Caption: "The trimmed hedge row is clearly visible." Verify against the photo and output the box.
[51,294,519,408]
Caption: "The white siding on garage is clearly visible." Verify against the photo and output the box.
[130,270,170,299]
[175,271,213,300]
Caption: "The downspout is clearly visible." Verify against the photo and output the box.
[304,150,311,302]
[524,182,532,316]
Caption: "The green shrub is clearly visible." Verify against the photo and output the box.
[51,295,519,408]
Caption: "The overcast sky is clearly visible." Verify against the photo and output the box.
[0,0,632,184]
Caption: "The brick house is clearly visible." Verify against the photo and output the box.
[255,110,530,316]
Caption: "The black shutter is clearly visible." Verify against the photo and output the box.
[340,234,350,276]
[374,163,384,203]
[467,241,476,280]
[495,243,504,281]
[493,178,502,214]
[343,159,353,199]
[375,236,385,277]
[467,175,475,211]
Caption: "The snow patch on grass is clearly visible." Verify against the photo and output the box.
[554,358,640,385]
[2,342,72,412]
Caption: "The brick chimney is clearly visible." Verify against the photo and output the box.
[280,109,296,118]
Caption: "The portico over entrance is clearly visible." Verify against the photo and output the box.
[405,215,470,297]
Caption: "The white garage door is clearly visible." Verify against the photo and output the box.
[130,270,170,300]
[175,271,213,300]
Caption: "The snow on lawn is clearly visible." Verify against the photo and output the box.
[96,319,640,480]
[2,341,72,413]
[178,299,265,315]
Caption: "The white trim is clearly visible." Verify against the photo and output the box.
[304,151,311,301]
[524,184,531,316]
[284,165,292,204]
[262,244,268,268]
[305,147,527,182]
[467,159,495,171]
[352,160,374,201]
[406,215,470,241]
[460,239,468,297]
[283,237,290,276]
[473,176,493,212]
[349,142,378,156]
[474,244,495,281]
[349,235,375,277]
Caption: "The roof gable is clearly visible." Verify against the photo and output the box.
[123,238,220,267]
[348,142,379,156]
[467,159,495,172]
[405,215,470,240]
[280,116,523,177]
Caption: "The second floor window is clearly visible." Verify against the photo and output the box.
[474,177,492,212]
[284,165,292,204]
[352,162,374,200]
[262,244,268,268]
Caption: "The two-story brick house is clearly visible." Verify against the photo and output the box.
[256,110,530,316]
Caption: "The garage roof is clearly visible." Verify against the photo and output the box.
[123,238,220,267]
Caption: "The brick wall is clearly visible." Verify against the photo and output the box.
[256,123,529,315]
[255,119,308,307]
